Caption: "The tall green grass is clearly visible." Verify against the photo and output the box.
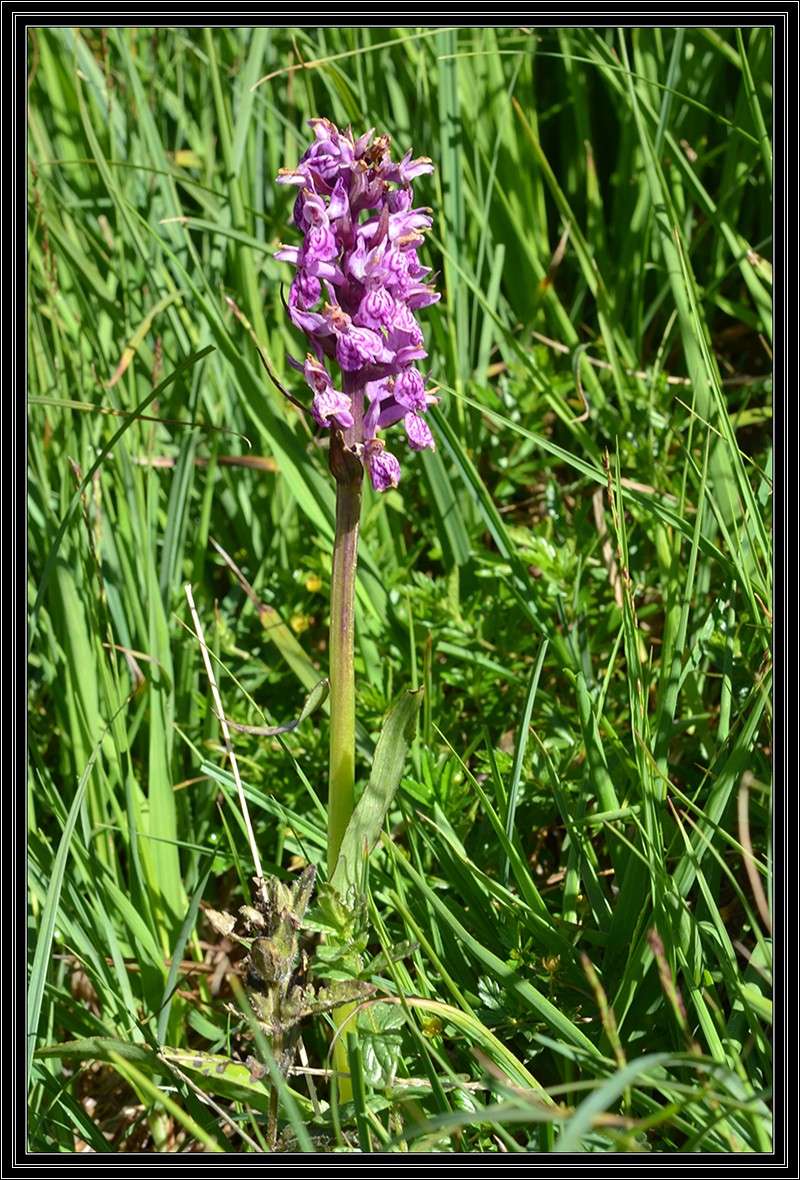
[28,26,772,1153]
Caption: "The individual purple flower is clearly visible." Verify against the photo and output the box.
[388,300,424,348]
[393,368,428,413]
[275,120,439,491]
[404,412,435,452]
[290,270,322,311]
[354,288,396,331]
[384,148,435,185]
[303,223,338,263]
[364,439,401,491]
[336,325,389,372]
[299,189,328,227]
[304,354,354,430]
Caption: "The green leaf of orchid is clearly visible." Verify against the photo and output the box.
[331,687,423,895]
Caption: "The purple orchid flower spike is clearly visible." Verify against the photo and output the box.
[276,119,439,491]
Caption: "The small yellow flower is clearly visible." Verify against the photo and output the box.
[421,1017,442,1038]
[290,613,311,634]
[304,572,322,593]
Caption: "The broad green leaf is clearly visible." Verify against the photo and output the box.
[331,688,423,894]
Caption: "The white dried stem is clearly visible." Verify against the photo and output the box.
[183,582,266,901]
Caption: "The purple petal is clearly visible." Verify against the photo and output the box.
[290,271,322,310]
[405,284,441,310]
[353,127,376,156]
[328,177,350,221]
[290,306,331,335]
[302,223,338,263]
[313,386,354,430]
[336,325,385,371]
[392,343,428,366]
[399,151,435,181]
[393,368,427,411]
[303,354,331,393]
[405,411,435,452]
[274,244,300,264]
[365,442,401,491]
[276,168,306,187]
[347,234,369,282]
[354,288,396,330]
[388,187,412,213]
[376,399,406,430]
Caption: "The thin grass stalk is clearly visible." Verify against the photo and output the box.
[184,583,266,897]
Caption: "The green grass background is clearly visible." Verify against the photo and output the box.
[27,25,772,1153]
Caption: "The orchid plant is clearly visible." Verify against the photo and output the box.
[271,119,439,1099]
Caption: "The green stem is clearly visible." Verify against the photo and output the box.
[327,376,365,1104]
[327,374,365,876]
[327,459,362,876]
